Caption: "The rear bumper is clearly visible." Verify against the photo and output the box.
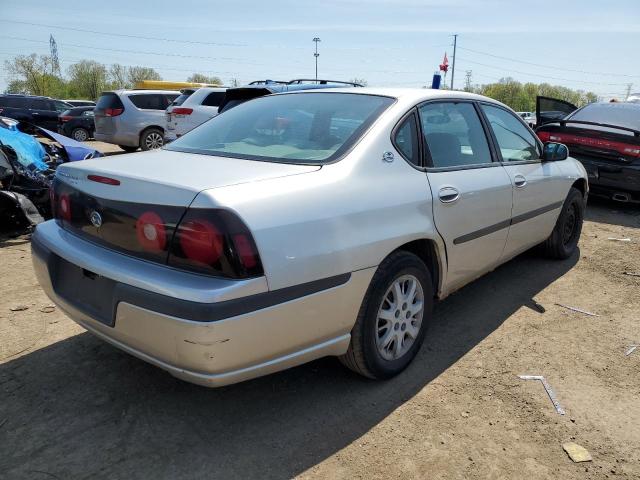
[31,222,373,387]
[576,155,640,202]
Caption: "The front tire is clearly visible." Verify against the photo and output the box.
[340,251,433,380]
[541,187,584,259]
[140,128,164,151]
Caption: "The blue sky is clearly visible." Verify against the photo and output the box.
[1,0,639,99]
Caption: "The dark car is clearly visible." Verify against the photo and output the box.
[0,95,72,131]
[63,100,96,107]
[536,96,640,203]
[218,79,363,113]
[58,106,95,142]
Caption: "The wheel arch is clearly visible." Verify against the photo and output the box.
[571,178,588,200]
[391,238,444,299]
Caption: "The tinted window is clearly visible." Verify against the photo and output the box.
[394,113,420,166]
[0,96,26,108]
[171,92,193,106]
[128,94,165,110]
[568,102,640,130]
[202,92,225,107]
[53,100,71,112]
[28,98,50,110]
[96,93,124,110]
[164,94,178,105]
[481,104,540,161]
[166,93,394,164]
[419,102,492,168]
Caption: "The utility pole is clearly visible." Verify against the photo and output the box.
[49,34,60,76]
[313,37,321,81]
[450,34,458,90]
[625,83,633,100]
[464,70,472,92]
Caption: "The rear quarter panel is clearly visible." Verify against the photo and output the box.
[191,104,443,291]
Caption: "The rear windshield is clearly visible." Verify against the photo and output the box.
[165,93,394,164]
[96,93,124,110]
[170,90,195,106]
[568,103,640,131]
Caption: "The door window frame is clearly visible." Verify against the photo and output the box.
[415,98,502,172]
[477,101,544,166]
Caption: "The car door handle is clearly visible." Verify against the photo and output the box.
[514,174,527,188]
[438,186,460,204]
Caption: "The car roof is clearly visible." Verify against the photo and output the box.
[108,90,181,95]
[279,87,505,105]
[0,94,52,100]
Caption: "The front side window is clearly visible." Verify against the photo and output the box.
[481,104,540,162]
[394,113,420,166]
[166,93,394,164]
[419,102,492,168]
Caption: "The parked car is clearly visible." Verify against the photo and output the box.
[218,78,363,113]
[0,94,72,130]
[165,87,227,142]
[536,96,639,203]
[32,89,587,387]
[94,90,180,152]
[58,106,95,142]
[516,111,536,128]
[63,100,96,107]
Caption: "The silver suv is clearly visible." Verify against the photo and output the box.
[94,90,179,152]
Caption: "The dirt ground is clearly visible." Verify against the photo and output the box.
[0,198,639,480]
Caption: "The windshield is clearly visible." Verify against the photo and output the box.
[165,92,394,164]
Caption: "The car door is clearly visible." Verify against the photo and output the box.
[418,100,513,291]
[27,98,56,129]
[480,103,567,259]
[536,96,577,127]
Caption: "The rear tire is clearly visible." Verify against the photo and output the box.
[140,128,164,151]
[540,187,584,259]
[339,251,433,380]
[118,145,138,153]
[71,127,89,142]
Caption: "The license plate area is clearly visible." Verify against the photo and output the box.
[52,255,117,327]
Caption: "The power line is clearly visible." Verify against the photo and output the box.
[0,19,246,47]
[457,56,630,86]
[458,46,640,79]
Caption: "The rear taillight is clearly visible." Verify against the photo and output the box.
[59,115,72,123]
[88,174,120,186]
[537,131,551,142]
[105,108,123,117]
[168,209,263,279]
[59,193,72,221]
[172,107,193,115]
[544,132,640,158]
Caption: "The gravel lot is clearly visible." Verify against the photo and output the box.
[1,198,639,479]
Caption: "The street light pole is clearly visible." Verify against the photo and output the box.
[451,34,458,90]
[313,37,321,81]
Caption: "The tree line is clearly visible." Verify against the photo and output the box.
[464,77,599,111]
[3,53,224,100]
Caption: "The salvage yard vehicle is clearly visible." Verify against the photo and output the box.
[32,89,587,387]
[58,106,95,142]
[537,96,640,203]
[0,116,103,231]
[94,90,179,152]
[0,94,73,131]
[218,78,363,113]
[165,87,227,142]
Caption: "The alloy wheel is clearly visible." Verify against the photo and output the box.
[145,132,164,150]
[375,274,424,361]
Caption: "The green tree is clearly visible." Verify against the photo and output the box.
[3,54,61,96]
[67,60,107,100]
[108,63,130,89]
[127,66,162,87]
[187,73,222,85]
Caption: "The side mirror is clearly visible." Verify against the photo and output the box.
[542,142,568,162]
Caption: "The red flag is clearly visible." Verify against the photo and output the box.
[439,53,449,73]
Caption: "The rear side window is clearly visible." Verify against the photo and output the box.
[0,96,26,108]
[28,98,50,110]
[53,101,70,112]
[164,94,178,105]
[202,92,225,107]
[419,102,492,168]
[171,92,193,106]
[393,113,420,166]
[481,104,540,162]
[128,94,166,110]
[96,93,124,110]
